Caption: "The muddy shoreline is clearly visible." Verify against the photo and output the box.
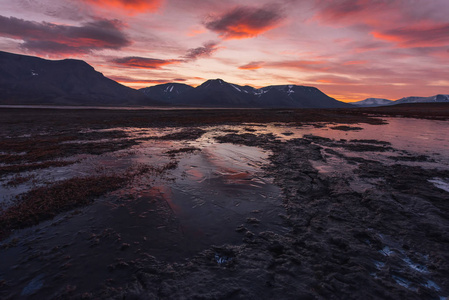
[1,106,449,299]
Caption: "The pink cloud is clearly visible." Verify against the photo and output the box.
[238,61,264,70]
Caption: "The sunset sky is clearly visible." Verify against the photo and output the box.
[0,0,448,102]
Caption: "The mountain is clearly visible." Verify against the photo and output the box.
[353,95,449,107]
[0,51,158,106]
[140,79,353,108]
[351,98,394,107]
[139,83,194,104]
[255,85,350,108]
[175,79,255,107]
[395,94,449,104]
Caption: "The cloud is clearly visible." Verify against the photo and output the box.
[112,56,182,69]
[81,0,163,14]
[0,15,130,55]
[313,0,393,26]
[184,41,220,60]
[204,4,284,39]
[238,61,264,70]
[313,0,449,49]
[343,60,368,65]
[112,41,220,70]
[265,60,329,72]
[372,23,449,48]
[305,75,360,85]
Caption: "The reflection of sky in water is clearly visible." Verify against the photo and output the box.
[261,118,449,158]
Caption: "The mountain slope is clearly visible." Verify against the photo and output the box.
[0,51,157,106]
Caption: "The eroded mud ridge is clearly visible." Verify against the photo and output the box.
[0,108,449,299]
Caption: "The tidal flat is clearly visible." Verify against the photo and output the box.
[1,105,449,299]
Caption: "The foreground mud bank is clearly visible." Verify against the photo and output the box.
[0,107,449,299]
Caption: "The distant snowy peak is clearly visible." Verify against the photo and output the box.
[353,94,449,107]
[352,98,393,107]
[396,94,449,104]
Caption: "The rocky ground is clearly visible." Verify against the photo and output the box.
[0,106,449,299]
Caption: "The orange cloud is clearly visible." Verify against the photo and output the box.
[238,61,264,70]
[187,27,206,37]
[343,60,368,65]
[82,0,162,14]
[204,5,283,40]
[112,56,181,69]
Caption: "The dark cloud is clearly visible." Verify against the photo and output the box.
[372,23,449,48]
[315,0,373,20]
[204,4,284,39]
[112,56,182,69]
[184,41,219,60]
[0,15,130,55]
[238,61,265,70]
[112,41,220,70]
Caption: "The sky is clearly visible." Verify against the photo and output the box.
[0,0,448,102]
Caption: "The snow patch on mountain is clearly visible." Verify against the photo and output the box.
[231,84,241,92]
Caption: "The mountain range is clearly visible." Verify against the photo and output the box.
[0,51,351,108]
[0,51,447,108]
[140,80,352,108]
[352,94,449,107]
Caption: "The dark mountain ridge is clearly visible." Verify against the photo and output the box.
[140,79,353,108]
[0,51,158,106]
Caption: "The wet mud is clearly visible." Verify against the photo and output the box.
[0,107,449,299]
